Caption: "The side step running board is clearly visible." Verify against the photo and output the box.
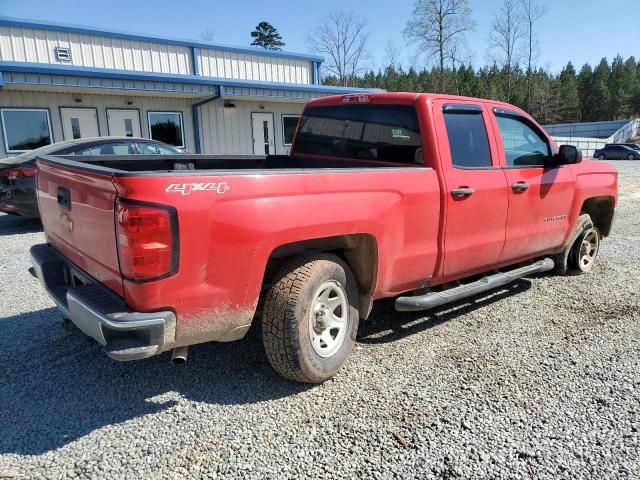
[395,258,554,312]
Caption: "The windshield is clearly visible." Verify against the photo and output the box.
[294,104,423,164]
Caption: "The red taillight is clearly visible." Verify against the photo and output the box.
[342,94,371,104]
[1,167,37,180]
[116,199,179,282]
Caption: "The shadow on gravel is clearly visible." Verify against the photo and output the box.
[0,308,307,456]
[0,213,42,236]
[358,279,533,344]
[0,279,533,455]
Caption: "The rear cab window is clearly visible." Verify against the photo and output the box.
[442,104,493,168]
[293,104,423,165]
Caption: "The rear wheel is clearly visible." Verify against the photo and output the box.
[598,154,606,160]
[261,253,359,384]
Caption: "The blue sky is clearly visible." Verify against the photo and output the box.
[2,0,639,73]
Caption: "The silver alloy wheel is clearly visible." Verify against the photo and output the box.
[308,280,348,358]
[578,229,599,270]
[598,155,605,160]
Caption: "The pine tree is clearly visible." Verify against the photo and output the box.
[591,58,612,121]
[558,62,580,122]
[250,22,285,50]
[577,64,594,121]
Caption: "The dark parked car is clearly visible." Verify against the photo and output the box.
[593,144,640,161]
[618,143,640,152]
[0,137,185,218]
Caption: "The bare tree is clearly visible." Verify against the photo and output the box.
[307,11,370,86]
[449,41,472,95]
[488,0,525,103]
[198,29,216,42]
[404,0,475,93]
[520,0,548,111]
[384,39,402,71]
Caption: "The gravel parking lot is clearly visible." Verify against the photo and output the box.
[0,161,639,479]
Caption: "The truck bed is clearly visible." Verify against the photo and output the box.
[50,154,418,174]
[35,152,440,349]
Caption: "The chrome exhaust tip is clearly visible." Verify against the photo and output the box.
[171,346,188,365]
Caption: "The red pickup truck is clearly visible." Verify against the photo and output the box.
[30,93,618,383]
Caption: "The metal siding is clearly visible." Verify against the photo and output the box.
[198,100,305,155]
[198,47,312,84]
[0,26,193,75]
[0,90,197,158]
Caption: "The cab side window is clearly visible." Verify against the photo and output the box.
[443,108,492,168]
[496,115,551,167]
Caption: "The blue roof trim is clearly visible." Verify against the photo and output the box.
[0,16,324,63]
[0,61,378,95]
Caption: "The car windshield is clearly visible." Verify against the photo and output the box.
[137,142,184,154]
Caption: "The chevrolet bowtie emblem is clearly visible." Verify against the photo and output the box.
[60,214,73,233]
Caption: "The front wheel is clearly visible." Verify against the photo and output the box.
[569,225,600,273]
[628,154,636,160]
[261,253,359,384]
[553,214,601,275]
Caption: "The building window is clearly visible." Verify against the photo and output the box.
[282,115,300,146]
[1,108,53,153]
[147,111,184,147]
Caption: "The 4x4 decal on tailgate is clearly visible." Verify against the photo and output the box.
[166,182,230,195]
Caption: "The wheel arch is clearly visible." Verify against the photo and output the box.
[264,234,379,319]
[581,196,615,237]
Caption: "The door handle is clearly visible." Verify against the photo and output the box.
[512,182,530,192]
[451,187,475,197]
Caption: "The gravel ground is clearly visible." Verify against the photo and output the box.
[0,161,639,480]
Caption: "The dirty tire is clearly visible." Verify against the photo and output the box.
[261,253,359,384]
[553,213,597,275]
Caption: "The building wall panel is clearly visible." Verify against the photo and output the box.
[198,100,304,155]
[0,90,197,157]
[198,48,312,84]
[0,26,194,75]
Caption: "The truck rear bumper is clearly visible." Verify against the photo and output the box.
[30,243,176,361]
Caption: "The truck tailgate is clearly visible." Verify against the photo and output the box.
[36,158,123,296]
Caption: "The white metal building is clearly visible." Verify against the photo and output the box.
[0,16,372,158]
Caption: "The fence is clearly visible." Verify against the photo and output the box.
[548,119,640,158]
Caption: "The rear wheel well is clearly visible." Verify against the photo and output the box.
[263,234,378,319]
[581,196,615,237]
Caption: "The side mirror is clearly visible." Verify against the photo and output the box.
[553,145,582,166]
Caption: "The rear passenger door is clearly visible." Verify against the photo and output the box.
[492,109,575,262]
[434,101,510,278]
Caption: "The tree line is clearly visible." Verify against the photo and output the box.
[323,56,640,125]
[200,1,640,123]
[308,0,640,123]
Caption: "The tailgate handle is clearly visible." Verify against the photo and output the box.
[57,187,71,210]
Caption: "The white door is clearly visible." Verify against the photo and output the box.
[107,109,141,138]
[251,113,275,155]
[60,108,99,140]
